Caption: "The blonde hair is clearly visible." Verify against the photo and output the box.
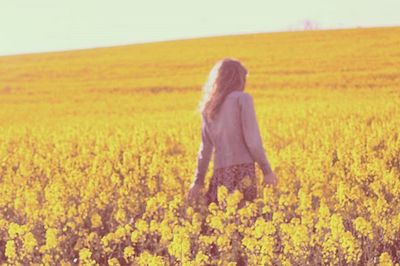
[198,57,248,121]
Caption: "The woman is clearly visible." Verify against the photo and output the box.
[187,57,278,207]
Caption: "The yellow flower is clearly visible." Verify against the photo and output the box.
[195,251,209,264]
[79,247,92,261]
[340,231,361,264]
[149,220,159,233]
[217,185,229,206]
[186,206,194,217]
[379,252,394,266]
[159,221,173,242]
[114,208,126,224]
[23,232,38,254]
[329,214,344,240]
[168,226,191,260]
[123,246,135,261]
[146,196,159,214]
[8,222,22,239]
[5,240,16,260]
[108,258,120,266]
[353,216,373,240]
[91,212,102,228]
[135,218,148,232]
[137,250,166,266]
[130,230,141,243]
[208,202,219,214]
[115,226,127,240]
[45,228,58,250]
[226,190,244,210]
[208,215,224,233]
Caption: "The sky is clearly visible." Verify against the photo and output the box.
[1,0,399,56]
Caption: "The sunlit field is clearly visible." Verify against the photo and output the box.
[0,26,399,265]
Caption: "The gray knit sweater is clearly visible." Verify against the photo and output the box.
[193,90,272,185]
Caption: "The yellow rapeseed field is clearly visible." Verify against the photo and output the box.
[0,26,399,265]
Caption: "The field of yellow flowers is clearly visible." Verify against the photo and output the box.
[0,26,399,265]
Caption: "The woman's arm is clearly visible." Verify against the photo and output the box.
[239,93,273,175]
[193,115,214,186]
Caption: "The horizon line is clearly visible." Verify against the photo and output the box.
[1,24,399,58]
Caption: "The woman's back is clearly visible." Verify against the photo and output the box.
[205,90,261,168]
[194,90,272,185]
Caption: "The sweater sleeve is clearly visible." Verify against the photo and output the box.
[239,93,272,175]
[193,115,214,186]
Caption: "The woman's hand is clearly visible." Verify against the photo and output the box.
[187,183,204,202]
[263,171,278,186]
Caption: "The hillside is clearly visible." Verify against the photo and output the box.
[1,26,399,96]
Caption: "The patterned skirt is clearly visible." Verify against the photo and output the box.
[206,162,258,207]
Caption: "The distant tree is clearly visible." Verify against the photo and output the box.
[302,19,319,30]
[286,19,320,32]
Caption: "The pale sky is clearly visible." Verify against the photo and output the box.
[1,0,399,56]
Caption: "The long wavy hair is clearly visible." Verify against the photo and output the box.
[198,57,248,121]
